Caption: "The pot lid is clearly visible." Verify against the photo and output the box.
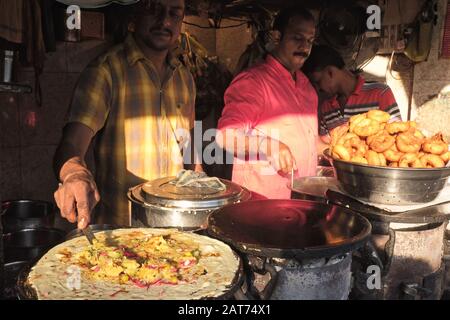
[137,177,251,209]
[207,199,372,259]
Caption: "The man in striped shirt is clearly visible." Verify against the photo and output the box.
[302,45,402,143]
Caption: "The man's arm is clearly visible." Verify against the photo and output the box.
[53,122,100,229]
[54,123,94,181]
[54,61,111,229]
[217,73,296,175]
[317,135,330,154]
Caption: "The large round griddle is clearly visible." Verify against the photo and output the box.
[16,228,247,300]
[207,200,372,259]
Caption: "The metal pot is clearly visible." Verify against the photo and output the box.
[3,261,29,300]
[289,176,338,202]
[2,200,55,233]
[128,177,251,230]
[3,228,65,263]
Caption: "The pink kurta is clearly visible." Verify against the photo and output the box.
[218,55,318,199]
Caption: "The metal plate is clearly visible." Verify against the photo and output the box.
[139,177,250,208]
[207,199,372,260]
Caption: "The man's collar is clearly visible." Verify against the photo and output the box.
[125,33,180,69]
[352,75,365,96]
[266,54,306,84]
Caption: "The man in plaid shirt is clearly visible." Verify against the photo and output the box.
[53,0,198,227]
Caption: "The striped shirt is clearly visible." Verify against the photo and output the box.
[68,34,196,226]
[319,76,401,136]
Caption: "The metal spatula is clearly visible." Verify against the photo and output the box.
[79,218,97,244]
[81,226,97,245]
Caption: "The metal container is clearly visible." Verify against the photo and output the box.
[270,254,352,300]
[324,149,450,205]
[289,176,338,202]
[128,177,251,230]
[3,228,65,263]
[2,200,55,233]
[444,233,450,296]
[328,190,450,300]
[380,222,446,300]
[3,261,29,300]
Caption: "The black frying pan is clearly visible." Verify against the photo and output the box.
[207,199,372,260]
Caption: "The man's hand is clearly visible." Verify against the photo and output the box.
[264,138,297,175]
[216,129,297,175]
[54,161,100,229]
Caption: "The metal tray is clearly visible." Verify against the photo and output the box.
[324,149,450,205]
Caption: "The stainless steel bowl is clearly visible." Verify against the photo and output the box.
[324,149,450,205]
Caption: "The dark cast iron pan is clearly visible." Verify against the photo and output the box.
[207,199,372,260]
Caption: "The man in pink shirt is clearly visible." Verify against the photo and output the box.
[217,6,318,199]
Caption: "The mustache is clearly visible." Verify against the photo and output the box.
[150,28,172,36]
[294,52,309,58]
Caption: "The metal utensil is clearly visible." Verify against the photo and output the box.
[80,225,97,245]
[66,224,119,241]
[290,168,294,191]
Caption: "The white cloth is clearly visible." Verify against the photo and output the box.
[170,170,226,191]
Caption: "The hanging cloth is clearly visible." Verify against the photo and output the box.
[0,0,24,44]
[404,0,438,62]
